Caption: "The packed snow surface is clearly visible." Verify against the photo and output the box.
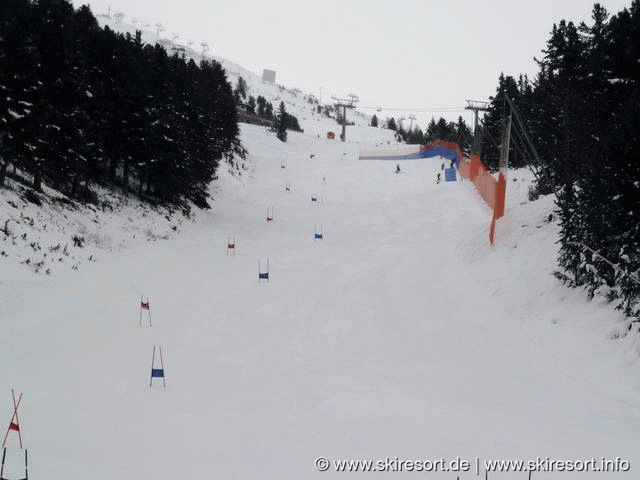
[1,123,639,479]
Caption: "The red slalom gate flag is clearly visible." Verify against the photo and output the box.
[2,390,23,449]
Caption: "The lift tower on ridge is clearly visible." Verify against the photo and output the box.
[332,94,359,142]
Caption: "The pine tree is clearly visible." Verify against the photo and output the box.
[424,118,437,142]
[257,96,266,116]
[234,76,247,101]
[435,117,449,140]
[387,117,397,131]
[0,0,243,208]
[275,101,287,142]
[455,116,471,155]
[370,114,378,127]
[523,2,640,319]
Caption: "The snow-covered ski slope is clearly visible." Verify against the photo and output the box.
[1,123,639,479]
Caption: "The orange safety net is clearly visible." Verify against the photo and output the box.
[420,140,506,244]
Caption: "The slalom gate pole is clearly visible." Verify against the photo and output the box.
[227,235,236,255]
[11,391,22,449]
[258,258,270,281]
[140,297,151,327]
[159,346,166,388]
[150,346,155,387]
[2,391,23,449]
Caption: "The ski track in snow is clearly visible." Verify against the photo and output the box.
[0,123,639,478]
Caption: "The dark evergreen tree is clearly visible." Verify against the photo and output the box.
[401,126,425,145]
[421,116,471,151]
[283,111,302,132]
[424,118,438,141]
[370,114,378,127]
[482,2,640,320]
[256,95,266,116]
[0,0,41,186]
[264,101,273,119]
[454,116,472,155]
[435,118,451,140]
[387,117,397,131]
[275,101,288,142]
[411,127,425,145]
[234,76,247,102]
[0,0,243,209]
[247,95,256,114]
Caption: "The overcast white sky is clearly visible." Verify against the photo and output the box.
[71,0,632,129]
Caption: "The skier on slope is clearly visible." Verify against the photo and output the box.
[396,164,401,174]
